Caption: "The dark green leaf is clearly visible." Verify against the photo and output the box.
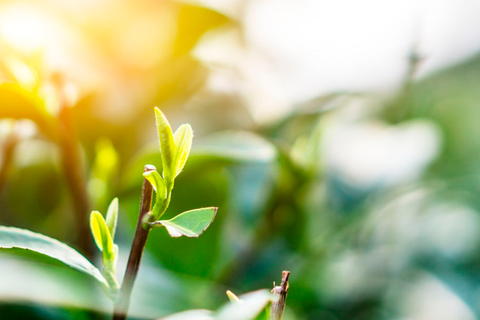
[0,226,109,293]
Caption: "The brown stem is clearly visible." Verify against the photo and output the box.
[113,165,155,320]
[270,271,290,320]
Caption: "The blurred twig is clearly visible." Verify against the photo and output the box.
[270,271,290,320]
[0,123,19,196]
[54,74,94,257]
[385,43,426,123]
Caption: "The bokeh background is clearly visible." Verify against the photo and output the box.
[2,0,480,319]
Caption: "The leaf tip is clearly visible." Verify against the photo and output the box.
[111,197,119,207]
[226,290,243,303]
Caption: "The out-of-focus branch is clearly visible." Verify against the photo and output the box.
[0,124,19,196]
[54,75,94,258]
[270,270,290,320]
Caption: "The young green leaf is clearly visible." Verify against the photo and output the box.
[0,226,110,296]
[154,107,176,183]
[151,207,217,237]
[173,124,193,177]
[105,198,119,239]
[143,169,166,200]
[90,211,113,258]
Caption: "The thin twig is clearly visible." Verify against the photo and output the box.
[113,165,155,320]
[270,271,290,320]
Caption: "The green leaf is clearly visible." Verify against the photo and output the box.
[192,131,277,163]
[159,310,215,320]
[173,124,193,177]
[154,207,217,237]
[0,226,109,294]
[90,211,113,258]
[143,170,166,200]
[105,198,119,239]
[89,138,119,207]
[154,107,176,184]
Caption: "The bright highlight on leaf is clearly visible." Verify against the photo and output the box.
[105,198,118,239]
[154,107,176,183]
[90,211,113,258]
[0,226,110,295]
[152,207,217,237]
[173,124,193,177]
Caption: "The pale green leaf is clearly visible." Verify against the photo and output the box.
[193,131,277,163]
[90,211,113,257]
[154,207,217,237]
[173,124,193,177]
[0,226,109,295]
[154,107,176,183]
[89,138,119,206]
[105,198,119,239]
[143,170,166,200]
[158,310,214,320]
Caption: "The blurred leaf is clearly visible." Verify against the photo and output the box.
[0,226,109,293]
[173,124,193,177]
[216,289,272,320]
[89,211,113,257]
[105,198,119,240]
[226,290,242,303]
[0,83,57,139]
[174,4,229,56]
[155,107,176,183]
[158,289,271,320]
[159,310,215,320]
[154,207,217,238]
[1,160,64,229]
[89,138,119,208]
[0,255,111,314]
[192,131,277,163]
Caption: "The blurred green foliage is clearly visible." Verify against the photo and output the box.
[2,0,480,319]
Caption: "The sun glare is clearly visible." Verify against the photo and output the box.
[0,5,52,53]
